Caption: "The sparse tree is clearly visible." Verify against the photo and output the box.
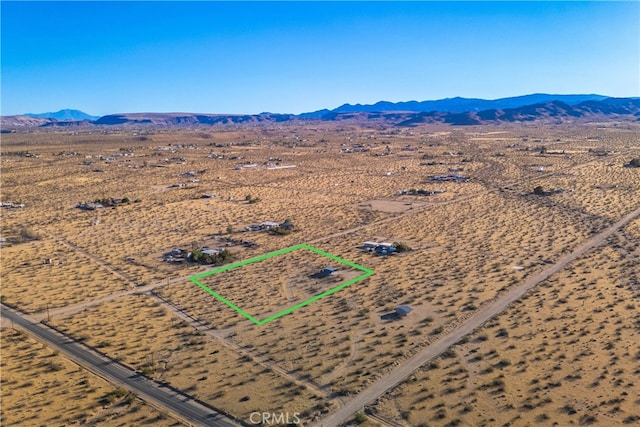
[392,242,412,252]
[353,412,367,424]
[19,226,42,242]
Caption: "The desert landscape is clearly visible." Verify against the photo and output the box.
[1,119,638,426]
[1,328,181,426]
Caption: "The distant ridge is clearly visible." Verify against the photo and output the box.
[316,94,609,116]
[392,97,640,126]
[2,95,639,129]
[24,109,99,121]
[92,112,295,126]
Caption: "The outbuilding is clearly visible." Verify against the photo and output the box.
[396,305,413,317]
[320,267,338,276]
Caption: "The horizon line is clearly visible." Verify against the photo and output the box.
[8,92,640,117]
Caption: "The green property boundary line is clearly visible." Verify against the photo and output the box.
[189,243,374,325]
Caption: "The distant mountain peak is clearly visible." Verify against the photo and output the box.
[24,109,99,121]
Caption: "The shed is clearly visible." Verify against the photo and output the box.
[320,267,338,276]
[396,305,413,317]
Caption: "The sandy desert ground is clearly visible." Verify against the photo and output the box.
[1,121,638,425]
[1,328,182,426]
[371,220,640,426]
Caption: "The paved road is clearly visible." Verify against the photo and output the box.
[315,205,640,427]
[1,306,243,427]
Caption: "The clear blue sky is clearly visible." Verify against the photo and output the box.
[1,1,638,116]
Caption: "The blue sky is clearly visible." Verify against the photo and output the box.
[1,1,638,116]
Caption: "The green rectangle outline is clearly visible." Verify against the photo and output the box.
[189,243,374,325]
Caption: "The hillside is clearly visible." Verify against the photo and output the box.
[93,112,295,126]
[393,98,640,126]
[321,93,608,115]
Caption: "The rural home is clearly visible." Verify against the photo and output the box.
[375,244,397,255]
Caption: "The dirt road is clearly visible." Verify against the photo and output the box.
[315,205,640,427]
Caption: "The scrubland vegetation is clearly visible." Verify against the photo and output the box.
[0,328,180,426]
[1,122,638,424]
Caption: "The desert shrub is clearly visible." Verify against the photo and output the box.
[102,388,129,405]
[623,415,640,424]
[626,158,640,167]
[456,336,469,344]
[353,412,367,424]
[430,326,444,335]
[442,349,456,359]
[579,415,597,425]
[17,226,42,242]
[496,359,511,368]
[533,186,546,196]
[535,413,550,422]
[46,361,64,372]
[392,241,413,252]
[125,393,136,405]
[190,249,232,265]
[496,328,509,338]
[270,226,292,235]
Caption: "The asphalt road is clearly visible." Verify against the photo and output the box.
[1,306,242,427]
[315,205,640,427]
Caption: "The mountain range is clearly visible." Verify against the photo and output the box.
[2,94,639,129]
[299,93,609,118]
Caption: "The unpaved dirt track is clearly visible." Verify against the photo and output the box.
[315,205,640,427]
[146,291,332,399]
[36,268,195,321]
